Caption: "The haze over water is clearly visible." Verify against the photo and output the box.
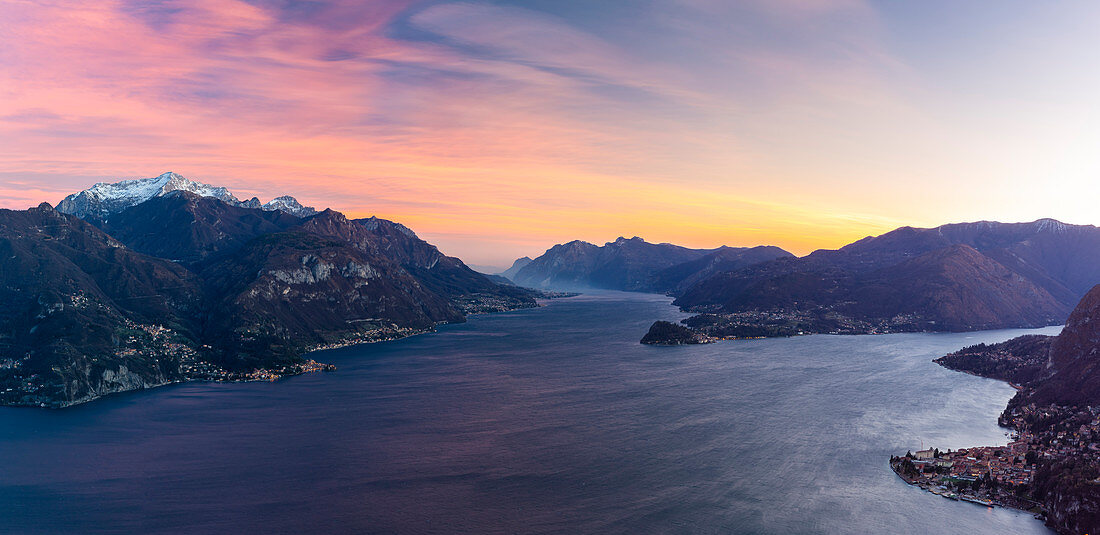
[0,292,1055,533]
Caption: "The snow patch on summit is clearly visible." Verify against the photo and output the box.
[57,172,321,219]
[262,196,318,218]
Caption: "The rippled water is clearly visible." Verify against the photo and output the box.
[0,291,1057,533]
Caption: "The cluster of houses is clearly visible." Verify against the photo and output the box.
[908,442,1034,487]
[1003,404,1100,461]
[891,440,1041,510]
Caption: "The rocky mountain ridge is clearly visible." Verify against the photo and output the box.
[668,219,1100,335]
[1,179,541,407]
[57,172,319,220]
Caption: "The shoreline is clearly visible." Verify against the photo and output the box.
[3,298,560,410]
[889,457,1043,514]
[888,343,1054,528]
[10,358,339,410]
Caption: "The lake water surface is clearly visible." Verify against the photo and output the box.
[0,292,1057,533]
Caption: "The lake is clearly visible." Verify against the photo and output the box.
[0,291,1056,533]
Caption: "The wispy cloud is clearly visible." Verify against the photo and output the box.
[3,0,1095,264]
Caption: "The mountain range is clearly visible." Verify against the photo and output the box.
[56,171,320,220]
[670,219,1100,333]
[507,236,793,293]
[0,173,539,407]
[14,171,1100,408]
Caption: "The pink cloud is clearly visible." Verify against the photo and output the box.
[0,0,959,265]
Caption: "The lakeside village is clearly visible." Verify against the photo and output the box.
[891,404,1100,514]
[890,442,1038,510]
[684,308,934,339]
[116,321,338,382]
[0,319,337,404]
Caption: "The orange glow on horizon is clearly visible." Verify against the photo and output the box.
[4,1,1100,265]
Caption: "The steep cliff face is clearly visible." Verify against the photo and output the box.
[200,229,463,371]
[52,359,181,407]
[1034,466,1100,535]
[1032,285,1100,405]
[511,240,601,289]
[344,214,539,312]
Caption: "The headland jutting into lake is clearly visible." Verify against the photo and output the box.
[890,286,1100,534]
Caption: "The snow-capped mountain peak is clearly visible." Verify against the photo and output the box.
[58,172,239,220]
[262,195,318,218]
[1033,218,1070,233]
[157,172,239,204]
[57,172,321,220]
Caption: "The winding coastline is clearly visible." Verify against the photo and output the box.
[890,324,1100,534]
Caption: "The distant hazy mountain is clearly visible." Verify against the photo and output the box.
[57,172,318,220]
[499,257,532,281]
[648,245,798,295]
[484,274,516,286]
[511,237,792,292]
[1,178,540,407]
[675,219,1100,331]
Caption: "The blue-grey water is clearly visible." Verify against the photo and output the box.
[0,292,1057,534]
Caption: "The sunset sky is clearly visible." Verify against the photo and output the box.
[3,1,1100,267]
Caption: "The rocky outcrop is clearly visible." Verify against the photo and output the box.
[200,229,463,371]
[258,195,318,217]
[58,363,176,408]
[1040,485,1100,535]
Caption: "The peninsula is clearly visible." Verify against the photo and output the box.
[891,285,1100,534]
